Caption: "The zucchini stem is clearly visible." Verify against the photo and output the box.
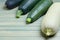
[3,5,8,10]
[42,28,54,36]
[26,18,31,23]
[16,10,23,18]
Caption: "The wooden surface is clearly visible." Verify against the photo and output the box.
[0,0,60,40]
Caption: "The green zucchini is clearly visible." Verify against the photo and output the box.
[16,0,40,18]
[26,0,53,23]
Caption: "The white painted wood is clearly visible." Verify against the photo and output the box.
[0,0,60,40]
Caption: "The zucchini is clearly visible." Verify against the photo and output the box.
[41,3,60,37]
[16,0,40,18]
[26,0,53,23]
[5,0,23,9]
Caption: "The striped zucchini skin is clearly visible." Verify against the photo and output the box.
[26,0,53,23]
[5,0,23,9]
[16,0,40,18]
[18,0,40,15]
